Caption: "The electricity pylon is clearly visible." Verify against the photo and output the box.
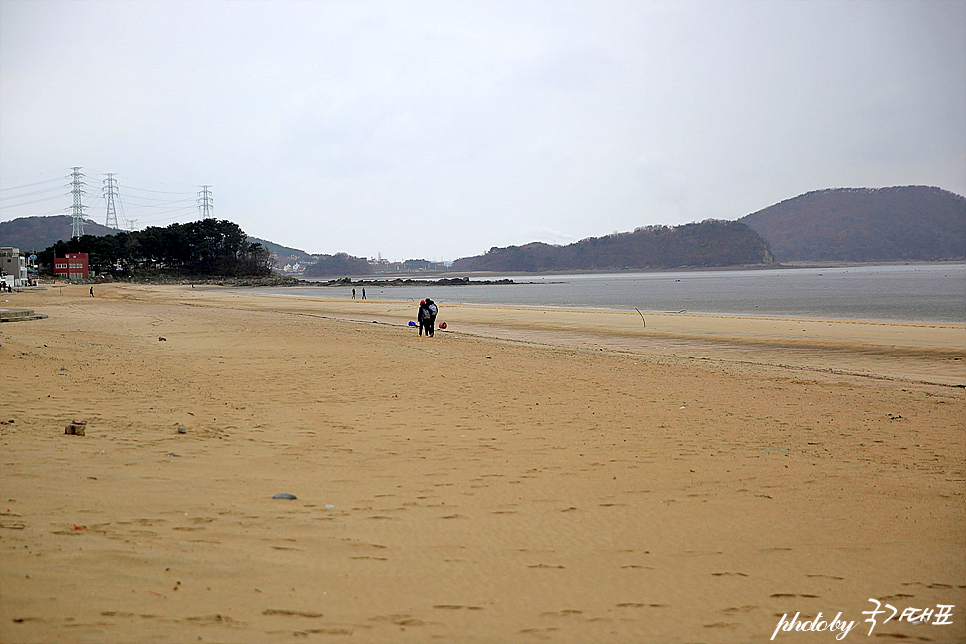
[197,185,213,219]
[70,167,87,238]
[103,174,119,229]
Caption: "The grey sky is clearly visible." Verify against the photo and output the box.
[1,0,963,261]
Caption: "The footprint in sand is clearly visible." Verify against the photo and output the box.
[369,614,426,627]
[262,609,323,618]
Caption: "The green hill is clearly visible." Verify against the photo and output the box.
[451,220,774,272]
[247,237,314,266]
[0,215,121,253]
[739,186,965,262]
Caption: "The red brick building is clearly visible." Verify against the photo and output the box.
[54,253,89,280]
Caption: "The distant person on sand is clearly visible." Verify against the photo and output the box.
[352,288,356,300]
[90,287,94,297]
[425,298,438,337]
[361,288,366,300]
[417,300,430,336]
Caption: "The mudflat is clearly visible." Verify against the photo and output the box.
[1,283,963,643]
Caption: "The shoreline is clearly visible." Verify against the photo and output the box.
[240,285,966,327]
[279,262,966,326]
[292,259,966,281]
[194,286,966,386]
[1,283,963,643]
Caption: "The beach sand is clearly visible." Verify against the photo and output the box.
[1,283,963,643]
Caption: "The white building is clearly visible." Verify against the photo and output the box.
[0,247,27,287]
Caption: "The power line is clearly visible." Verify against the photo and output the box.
[134,212,198,226]
[118,195,196,205]
[0,185,66,201]
[0,193,68,209]
[119,184,194,196]
[134,205,200,223]
[117,185,127,227]
[22,206,71,217]
[0,176,63,191]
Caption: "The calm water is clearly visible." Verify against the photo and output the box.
[256,264,965,323]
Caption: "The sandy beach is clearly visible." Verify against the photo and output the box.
[1,283,963,643]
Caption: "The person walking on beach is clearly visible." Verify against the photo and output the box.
[362,288,366,300]
[417,300,430,336]
[426,298,438,337]
[352,288,356,300]
[90,286,94,297]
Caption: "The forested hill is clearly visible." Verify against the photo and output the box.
[739,186,966,262]
[450,220,774,272]
[0,215,121,253]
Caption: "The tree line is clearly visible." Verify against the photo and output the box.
[37,219,273,278]
[451,220,775,272]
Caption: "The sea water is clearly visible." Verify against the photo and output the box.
[255,264,965,323]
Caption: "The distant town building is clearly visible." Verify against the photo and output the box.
[54,252,89,281]
[0,247,28,287]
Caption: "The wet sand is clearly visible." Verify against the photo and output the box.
[1,283,964,643]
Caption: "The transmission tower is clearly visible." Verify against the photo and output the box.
[70,167,88,238]
[103,173,119,229]
[197,185,213,219]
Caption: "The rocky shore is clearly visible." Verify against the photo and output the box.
[305,276,515,287]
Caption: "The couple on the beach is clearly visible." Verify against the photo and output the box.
[417,299,438,337]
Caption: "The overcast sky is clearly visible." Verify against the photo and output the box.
[1,0,964,261]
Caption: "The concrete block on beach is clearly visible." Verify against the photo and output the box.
[63,420,86,436]
[0,307,48,323]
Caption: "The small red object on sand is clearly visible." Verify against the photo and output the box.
[73,524,87,530]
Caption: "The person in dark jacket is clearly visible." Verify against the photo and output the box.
[425,298,438,337]
[417,300,429,336]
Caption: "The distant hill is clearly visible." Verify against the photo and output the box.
[247,237,315,267]
[248,237,310,259]
[740,186,966,262]
[451,220,774,272]
[0,215,122,253]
